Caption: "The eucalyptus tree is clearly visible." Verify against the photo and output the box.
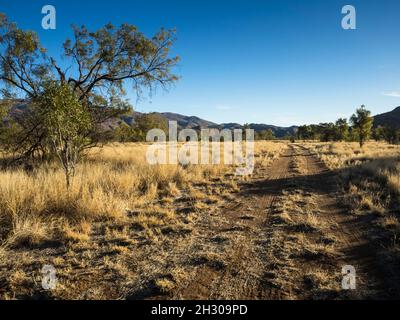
[0,13,179,183]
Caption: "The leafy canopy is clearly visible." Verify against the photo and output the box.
[350,105,373,147]
[38,82,92,147]
[0,12,179,158]
[0,12,179,107]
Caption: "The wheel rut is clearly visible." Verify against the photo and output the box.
[173,144,391,299]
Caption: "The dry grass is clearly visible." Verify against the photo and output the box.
[308,141,400,293]
[308,141,400,216]
[380,215,400,230]
[308,141,400,170]
[0,143,230,245]
[255,141,285,167]
[0,141,283,299]
[255,155,346,300]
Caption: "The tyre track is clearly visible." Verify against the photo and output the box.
[173,143,392,299]
[175,145,294,299]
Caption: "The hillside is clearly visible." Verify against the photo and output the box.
[159,112,218,129]
[3,99,399,137]
[374,106,400,129]
[111,109,297,137]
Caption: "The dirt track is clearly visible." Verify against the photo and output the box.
[173,144,393,300]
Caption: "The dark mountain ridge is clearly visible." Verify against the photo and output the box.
[373,106,400,129]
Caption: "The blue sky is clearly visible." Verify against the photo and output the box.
[1,0,400,126]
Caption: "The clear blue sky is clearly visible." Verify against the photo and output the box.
[1,0,400,126]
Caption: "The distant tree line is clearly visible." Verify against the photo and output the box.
[115,105,397,145]
[296,105,399,146]
[372,125,400,145]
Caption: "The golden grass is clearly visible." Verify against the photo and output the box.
[380,215,400,230]
[313,141,400,296]
[0,143,215,246]
[308,141,400,169]
[308,141,400,202]
[0,141,283,249]
[155,278,176,293]
[308,141,400,258]
[255,140,285,167]
[0,140,285,299]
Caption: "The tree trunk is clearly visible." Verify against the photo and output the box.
[65,170,71,190]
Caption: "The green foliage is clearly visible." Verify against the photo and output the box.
[296,120,348,142]
[282,133,296,142]
[0,13,50,98]
[350,105,373,148]
[39,82,92,146]
[114,124,138,142]
[0,99,11,129]
[348,127,359,142]
[134,113,168,141]
[36,82,92,187]
[62,23,179,102]
[255,129,275,140]
[297,125,313,141]
[0,12,179,164]
[335,118,349,141]
[296,108,371,146]
[0,99,12,147]
[318,123,337,142]
[374,125,400,145]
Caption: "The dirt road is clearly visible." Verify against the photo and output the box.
[173,144,392,300]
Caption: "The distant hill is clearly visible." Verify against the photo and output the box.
[158,112,218,129]
[119,111,217,129]
[0,100,303,138]
[245,124,298,138]
[146,114,297,137]
[374,107,400,129]
[4,99,398,138]
[124,111,297,137]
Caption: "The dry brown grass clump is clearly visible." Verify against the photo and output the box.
[255,141,286,167]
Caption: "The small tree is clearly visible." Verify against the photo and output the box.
[38,83,92,188]
[297,125,312,141]
[0,99,23,154]
[372,126,383,141]
[350,105,373,148]
[335,118,349,141]
[114,124,137,142]
[256,129,275,140]
[0,99,10,141]
[134,113,168,141]
[318,122,336,142]
[375,125,399,145]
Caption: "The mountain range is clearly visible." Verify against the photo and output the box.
[3,100,400,138]
[123,111,298,138]
[127,107,400,138]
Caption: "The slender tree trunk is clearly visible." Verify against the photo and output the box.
[65,171,71,190]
